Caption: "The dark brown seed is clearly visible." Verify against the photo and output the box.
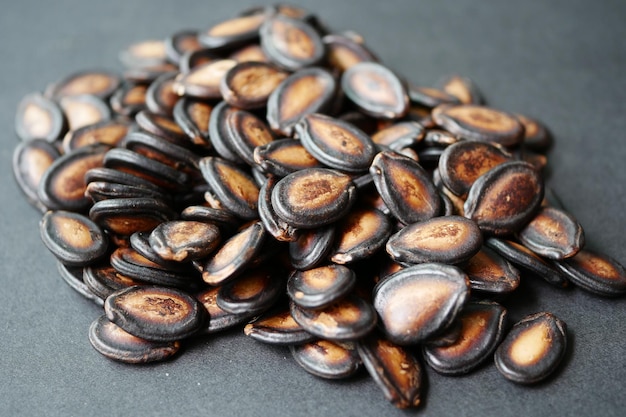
[341,62,409,119]
[373,263,470,345]
[515,114,553,152]
[199,13,267,51]
[260,14,324,71]
[517,207,584,260]
[124,63,179,84]
[438,141,512,198]
[84,167,166,193]
[356,334,422,409]
[202,221,266,286]
[253,138,322,177]
[229,44,269,63]
[271,168,356,228]
[195,286,254,334]
[323,33,378,73]
[58,94,111,131]
[485,237,569,287]
[122,131,200,173]
[494,312,567,384]
[266,67,336,136]
[463,247,521,294]
[290,340,360,379]
[49,70,121,99]
[407,84,461,108]
[432,104,524,147]
[129,232,193,271]
[386,216,482,265]
[371,121,424,150]
[224,110,275,166]
[287,264,356,309]
[89,197,176,236]
[199,157,260,219]
[135,109,188,143]
[425,319,463,347]
[296,113,377,173]
[89,315,180,364]
[109,247,197,288]
[164,30,202,64]
[220,61,289,109]
[56,262,103,306]
[288,226,336,270]
[145,71,180,116]
[436,75,483,105]
[105,285,206,342]
[217,265,284,315]
[370,151,441,225]
[62,119,130,153]
[522,150,548,172]
[178,48,219,73]
[258,175,300,242]
[38,144,108,211]
[405,104,436,128]
[553,249,626,297]
[423,301,508,375]
[85,181,170,204]
[244,307,316,345]
[330,208,392,264]
[15,93,67,142]
[40,210,108,267]
[423,129,459,147]
[464,161,544,236]
[119,39,168,68]
[290,295,377,341]
[208,101,243,163]
[173,59,238,99]
[180,205,239,235]
[12,139,61,211]
[172,97,213,147]
[110,82,147,117]
[83,264,145,300]
[149,220,221,262]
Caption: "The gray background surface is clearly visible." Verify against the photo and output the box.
[1,0,625,416]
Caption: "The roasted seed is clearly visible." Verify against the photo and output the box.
[110,82,147,117]
[149,220,221,262]
[49,70,121,99]
[62,119,130,153]
[195,286,255,334]
[224,109,275,166]
[287,264,356,309]
[244,307,316,345]
[288,226,336,270]
[164,30,202,64]
[199,13,267,51]
[56,261,103,306]
[12,139,61,211]
[407,83,461,108]
[220,61,289,109]
[258,175,300,242]
[517,207,584,260]
[553,249,626,297]
[371,121,424,150]
[173,59,238,99]
[135,109,189,144]
[83,264,145,300]
[119,39,168,68]
[109,247,197,288]
[145,71,180,116]
[436,74,483,105]
[290,340,360,379]
[58,94,111,131]
[463,247,520,294]
[515,113,553,152]
[15,93,67,142]
[217,265,285,315]
[172,97,213,147]
[89,197,176,236]
[323,33,378,73]
[253,138,322,177]
[330,208,392,264]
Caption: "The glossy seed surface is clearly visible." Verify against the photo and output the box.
[554,249,626,296]
[220,61,289,109]
[149,220,221,262]
[50,70,120,99]
[330,208,391,264]
[324,34,377,73]
[58,94,111,131]
[494,312,567,384]
[464,161,544,236]
[371,121,424,149]
[288,226,335,270]
[83,264,145,300]
[517,207,584,260]
[258,175,299,242]
[89,315,180,364]
[40,210,109,267]
[254,139,322,177]
[290,340,360,379]
[12,139,60,211]
[89,197,176,235]
[199,13,267,51]
[224,109,275,166]
[423,301,507,375]
[217,266,284,315]
[373,263,470,345]
[56,262,103,306]
[195,286,254,334]
[15,93,66,142]
[436,75,483,105]
[62,119,129,153]
[287,264,356,309]
[463,247,520,294]
[105,285,205,342]
[244,307,316,345]
[174,59,238,99]
[357,334,422,409]
[173,97,213,146]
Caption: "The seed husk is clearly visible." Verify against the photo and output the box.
[244,307,316,345]
[485,238,569,287]
[89,315,180,364]
[432,104,524,147]
[260,14,325,71]
[135,109,189,143]
[356,334,423,409]
[15,93,67,143]
[288,225,336,270]
[129,231,194,271]
[122,131,200,173]
[62,119,130,153]
[109,247,197,288]
[119,39,168,68]
[287,264,356,309]
[164,30,202,64]
[330,208,392,264]
[290,295,377,341]
[271,168,356,229]
[224,109,275,166]
[373,263,470,345]
[371,121,424,150]
[386,216,483,265]
[296,113,377,173]
[423,129,459,147]
[145,71,180,116]
[195,286,255,334]
[172,97,213,147]
[180,205,239,235]
[105,285,206,342]
[290,340,360,379]
[217,265,285,315]
[258,175,300,242]
[424,319,463,347]
[85,181,170,204]
[407,84,461,108]
[12,139,61,211]
[84,167,166,193]
[38,144,108,211]
[464,161,544,236]
[463,247,520,295]
[341,62,409,119]
[370,151,441,225]
[49,70,121,99]
[266,67,336,136]
[220,61,289,109]
[124,62,179,84]
[436,74,483,105]
[553,249,626,297]
[202,221,266,286]
[58,94,112,131]
[83,264,145,300]
[515,113,553,152]
[494,311,567,384]
[323,33,378,73]
[423,301,508,375]
[438,141,512,198]
[110,82,147,117]
[149,220,221,262]
[199,13,267,51]
[517,207,584,260]
[89,197,176,236]
[229,44,269,63]
[173,59,238,99]
[56,261,103,306]
[178,48,219,73]
[253,138,322,177]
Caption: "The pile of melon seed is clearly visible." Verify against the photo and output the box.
[12,3,626,409]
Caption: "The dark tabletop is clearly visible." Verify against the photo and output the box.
[1,0,625,416]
